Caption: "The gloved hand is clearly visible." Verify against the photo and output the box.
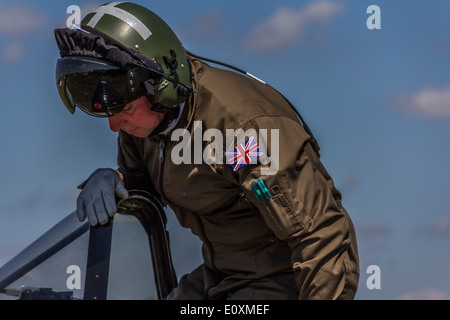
[76,168,129,226]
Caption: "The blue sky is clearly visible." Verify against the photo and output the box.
[1,0,450,300]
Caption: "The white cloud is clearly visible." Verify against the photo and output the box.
[0,4,47,36]
[433,218,450,233]
[397,288,449,300]
[425,217,450,235]
[413,88,450,117]
[190,11,224,39]
[245,0,344,51]
[1,42,23,63]
[390,87,450,119]
[174,10,225,44]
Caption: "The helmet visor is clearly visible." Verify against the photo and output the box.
[56,57,139,117]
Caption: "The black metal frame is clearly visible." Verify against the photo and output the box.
[83,223,113,300]
[117,190,178,300]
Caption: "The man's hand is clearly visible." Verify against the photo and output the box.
[76,168,129,226]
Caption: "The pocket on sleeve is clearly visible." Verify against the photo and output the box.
[259,176,312,240]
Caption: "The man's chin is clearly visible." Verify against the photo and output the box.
[121,128,153,138]
[132,130,152,138]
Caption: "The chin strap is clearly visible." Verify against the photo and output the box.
[150,103,181,136]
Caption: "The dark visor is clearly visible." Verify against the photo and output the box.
[56,57,143,117]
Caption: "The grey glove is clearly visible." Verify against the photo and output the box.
[76,168,129,226]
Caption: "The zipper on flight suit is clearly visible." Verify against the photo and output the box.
[238,192,256,209]
[158,133,217,271]
[159,135,168,207]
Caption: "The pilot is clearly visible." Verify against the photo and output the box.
[54,2,360,300]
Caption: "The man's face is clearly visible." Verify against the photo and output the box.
[108,96,166,138]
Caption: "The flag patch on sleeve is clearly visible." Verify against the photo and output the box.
[225,137,263,172]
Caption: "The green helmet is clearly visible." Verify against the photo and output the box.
[55,2,192,116]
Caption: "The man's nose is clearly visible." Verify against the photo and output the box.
[108,114,125,132]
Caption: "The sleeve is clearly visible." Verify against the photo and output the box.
[116,131,157,196]
[222,115,360,300]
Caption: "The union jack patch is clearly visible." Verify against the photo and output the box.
[225,137,264,172]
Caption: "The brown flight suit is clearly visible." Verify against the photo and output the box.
[116,56,360,300]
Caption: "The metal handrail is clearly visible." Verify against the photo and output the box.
[117,190,178,300]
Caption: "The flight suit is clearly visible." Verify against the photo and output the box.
[116,56,360,300]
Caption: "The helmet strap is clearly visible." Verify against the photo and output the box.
[151,104,180,136]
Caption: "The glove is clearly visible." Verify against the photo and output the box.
[76,168,129,226]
